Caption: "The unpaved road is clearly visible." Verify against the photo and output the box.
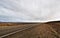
[0,22,60,38]
[1,23,60,38]
[0,24,39,38]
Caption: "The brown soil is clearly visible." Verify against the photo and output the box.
[0,22,60,38]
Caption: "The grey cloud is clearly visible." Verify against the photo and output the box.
[0,0,60,22]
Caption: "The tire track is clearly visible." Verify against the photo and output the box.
[0,24,39,38]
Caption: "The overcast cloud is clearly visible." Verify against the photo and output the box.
[0,0,60,22]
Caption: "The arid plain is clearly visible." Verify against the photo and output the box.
[0,22,60,38]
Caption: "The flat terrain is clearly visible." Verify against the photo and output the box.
[0,22,60,38]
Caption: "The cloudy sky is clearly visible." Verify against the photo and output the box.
[0,0,60,22]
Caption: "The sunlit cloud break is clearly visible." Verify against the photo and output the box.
[0,0,60,22]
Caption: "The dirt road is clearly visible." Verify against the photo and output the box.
[0,22,60,38]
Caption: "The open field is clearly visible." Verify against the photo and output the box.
[0,22,60,38]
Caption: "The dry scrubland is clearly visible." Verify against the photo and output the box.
[0,22,60,38]
[0,23,25,26]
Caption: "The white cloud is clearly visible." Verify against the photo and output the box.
[0,0,60,22]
